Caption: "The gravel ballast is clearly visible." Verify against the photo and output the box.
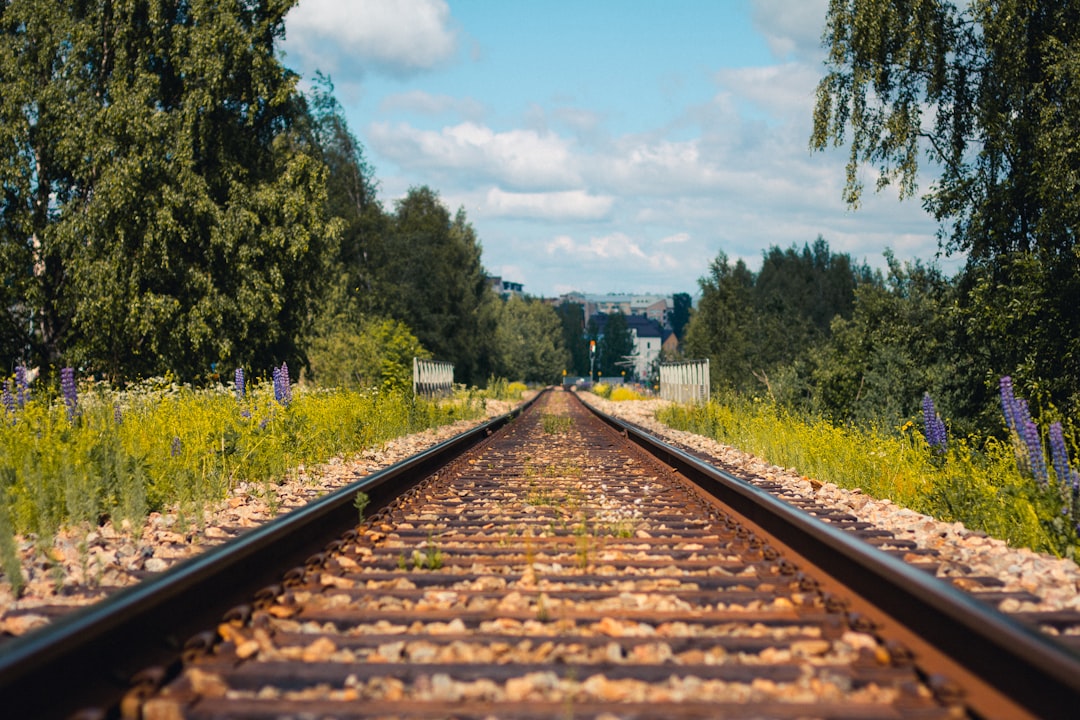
[2,393,1078,640]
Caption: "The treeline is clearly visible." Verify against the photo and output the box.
[0,2,571,389]
[685,238,1077,441]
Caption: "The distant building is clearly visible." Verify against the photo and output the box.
[555,292,674,329]
[625,314,664,381]
[487,276,524,299]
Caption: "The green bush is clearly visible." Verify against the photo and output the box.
[307,316,428,392]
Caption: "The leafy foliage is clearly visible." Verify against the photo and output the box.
[685,239,871,398]
[813,0,1080,419]
[0,0,335,378]
[554,302,590,376]
[375,187,499,387]
[305,72,386,321]
[807,252,964,430]
[492,296,569,384]
[307,316,428,393]
[669,292,693,341]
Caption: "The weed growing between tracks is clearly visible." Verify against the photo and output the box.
[659,396,1079,558]
[540,412,574,434]
[0,373,484,591]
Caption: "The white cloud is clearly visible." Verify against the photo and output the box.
[284,0,457,76]
[368,121,580,191]
[546,233,679,271]
[484,188,614,221]
[660,232,690,245]
[597,138,726,196]
[751,0,829,62]
[714,63,822,121]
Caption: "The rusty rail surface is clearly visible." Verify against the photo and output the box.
[2,388,1080,719]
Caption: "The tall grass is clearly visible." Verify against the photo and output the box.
[658,395,1078,558]
[479,377,529,401]
[0,375,484,559]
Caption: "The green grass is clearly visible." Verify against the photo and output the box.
[540,412,574,434]
[658,396,1079,558]
[476,377,529,402]
[0,377,484,563]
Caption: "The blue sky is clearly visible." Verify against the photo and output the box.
[281,0,951,298]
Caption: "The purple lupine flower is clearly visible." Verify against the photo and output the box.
[1013,397,1043,480]
[921,393,947,454]
[999,377,1050,484]
[234,368,245,401]
[1000,376,1018,431]
[14,364,28,408]
[272,366,283,403]
[170,436,182,457]
[1050,422,1070,487]
[1015,397,1035,438]
[1048,422,1080,496]
[1022,418,1049,486]
[60,367,78,422]
[114,403,123,425]
[272,362,291,406]
[279,362,291,405]
[2,380,14,418]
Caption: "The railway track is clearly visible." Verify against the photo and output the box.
[2,389,1080,719]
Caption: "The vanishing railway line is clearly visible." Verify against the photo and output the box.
[2,389,1080,719]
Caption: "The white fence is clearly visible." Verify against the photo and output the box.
[659,359,710,404]
[413,358,454,397]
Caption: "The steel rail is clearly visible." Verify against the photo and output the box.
[0,399,531,720]
[585,399,1080,719]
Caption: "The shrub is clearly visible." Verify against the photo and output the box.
[609,386,645,402]
[307,316,428,392]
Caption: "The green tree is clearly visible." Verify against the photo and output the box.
[808,253,965,430]
[597,312,634,378]
[0,0,334,379]
[306,72,386,321]
[670,292,693,341]
[750,237,868,378]
[492,296,569,384]
[377,187,497,386]
[554,301,589,375]
[685,241,868,396]
[684,252,755,390]
[812,0,1080,415]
